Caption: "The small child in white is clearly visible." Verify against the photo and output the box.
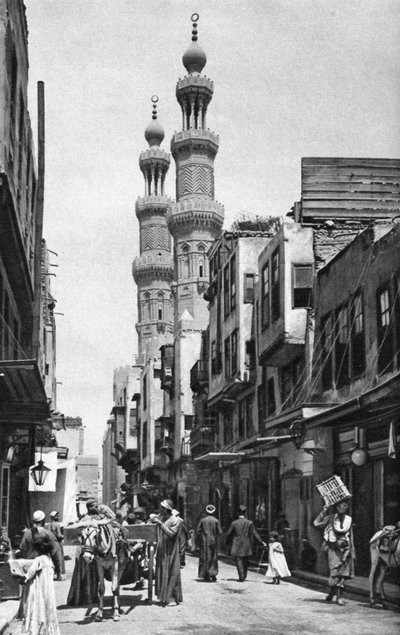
[268,531,291,584]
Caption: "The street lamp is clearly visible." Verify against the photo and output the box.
[30,447,51,487]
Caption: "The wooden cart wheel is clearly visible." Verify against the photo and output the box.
[148,543,154,603]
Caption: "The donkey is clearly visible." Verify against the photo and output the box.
[369,525,400,609]
[80,522,130,621]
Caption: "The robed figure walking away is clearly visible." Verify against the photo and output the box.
[197,504,222,581]
[151,499,183,606]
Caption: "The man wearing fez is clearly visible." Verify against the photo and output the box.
[226,505,266,582]
[197,504,222,582]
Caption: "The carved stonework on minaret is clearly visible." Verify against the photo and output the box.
[177,164,214,198]
[132,96,174,361]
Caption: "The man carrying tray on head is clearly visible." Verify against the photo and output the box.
[313,481,355,606]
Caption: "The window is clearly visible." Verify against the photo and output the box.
[271,249,280,322]
[258,365,267,427]
[335,305,349,387]
[280,367,292,408]
[223,411,233,445]
[245,396,253,438]
[224,336,231,379]
[267,377,276,416]
[199,264,204,277]
[244,273,255,303]
[377,286,394,375]
[245,340,255,370]
[230,255,236,310]
[351,293,365,376]
[231,330,238,375]
[143,374,147,411]
[261,263,270,328]
[238,400,245,439]
[142,421,147,458]
[223,264,230,317]
[211,340,217,376]
[293,265,313,308]
[293,357,303,402]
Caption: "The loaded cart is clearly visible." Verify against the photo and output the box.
[123,523,158,603]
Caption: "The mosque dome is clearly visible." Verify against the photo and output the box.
[144,118,165,147]
[182,41,207,75]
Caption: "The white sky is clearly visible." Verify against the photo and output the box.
[24,0,400,455]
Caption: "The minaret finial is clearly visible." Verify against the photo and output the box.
[144,95,164,147]
[191,13,199,42]
[182,13,206,75]
[151,94,159,120]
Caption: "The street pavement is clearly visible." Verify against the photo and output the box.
[5,549,399,635]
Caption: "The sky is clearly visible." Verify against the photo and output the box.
[24,0,400,456]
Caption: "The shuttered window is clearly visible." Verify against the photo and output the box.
[293,265,313,308]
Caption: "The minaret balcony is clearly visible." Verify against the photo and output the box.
[176,75,214,93]
[176,76,214,102]
[139,147,171,163]
[167,198,224,235]
[171,129,219,157]
[136,195,173,218]
[132,256,174,282]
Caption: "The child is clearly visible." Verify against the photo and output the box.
[268,531,291,584]
[21,534,60,635]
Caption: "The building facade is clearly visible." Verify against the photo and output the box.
[0,0,54,539]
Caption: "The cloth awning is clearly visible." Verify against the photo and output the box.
[0,360,50,423]
[194,451,245,462]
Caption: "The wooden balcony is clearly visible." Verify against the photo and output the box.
[190,422,217,457]
[190,360,209,393]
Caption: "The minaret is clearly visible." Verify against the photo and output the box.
[168,15,224,455]
[132,97,174,362]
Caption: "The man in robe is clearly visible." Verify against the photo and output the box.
[151,499,182,606]
[172,508,189,567]
[196,504,222,582]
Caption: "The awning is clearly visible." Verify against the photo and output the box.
[0,360,50,423]
[194,451,245,462]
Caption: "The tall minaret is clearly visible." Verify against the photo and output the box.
[168,15,224,455]
[132,97,174,362]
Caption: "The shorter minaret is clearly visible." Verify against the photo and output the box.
[132,97,174,362]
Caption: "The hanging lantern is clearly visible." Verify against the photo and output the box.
[351,448,368,466]
[30,456,51,486]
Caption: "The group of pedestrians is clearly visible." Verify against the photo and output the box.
[10,495,354,634]
[196,503,290,585]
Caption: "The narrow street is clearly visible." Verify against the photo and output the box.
[6,550,399,635]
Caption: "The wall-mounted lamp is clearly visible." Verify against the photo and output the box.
[30,447,51,487]
[300,439,327,457]
[351,448,368,466]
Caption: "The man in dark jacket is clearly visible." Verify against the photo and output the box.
[197,504,222,581]
[226,505,266,582]
[19,510,61,579]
